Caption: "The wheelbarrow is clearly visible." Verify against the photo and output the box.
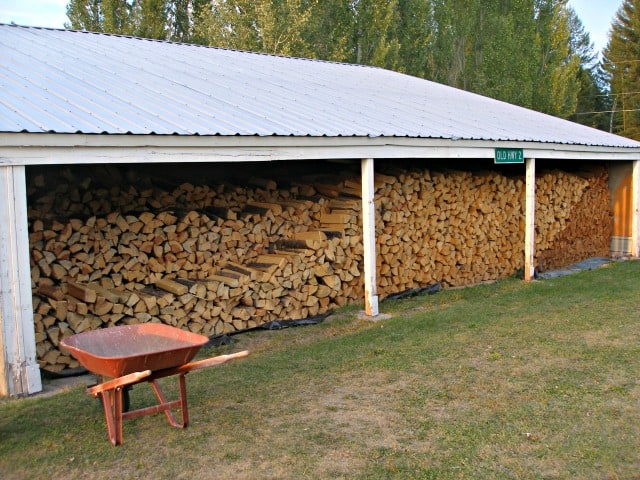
[60,323,249,446]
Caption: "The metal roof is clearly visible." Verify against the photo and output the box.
[1,24,638,148]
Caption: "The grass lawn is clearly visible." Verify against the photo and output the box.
[1,260,639,479]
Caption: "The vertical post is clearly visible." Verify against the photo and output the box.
[361,158,379,316]
[632,159,640,258]
[0,165,42,396]
[524,158,536,281]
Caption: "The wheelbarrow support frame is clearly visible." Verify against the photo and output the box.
[86,351,249,446]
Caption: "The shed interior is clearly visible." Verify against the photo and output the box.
[26,159,617,374]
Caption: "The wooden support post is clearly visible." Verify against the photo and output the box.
[632,159,640,258]
[361,158,379,316]
[0,166,42,396]
[524,158,536,281]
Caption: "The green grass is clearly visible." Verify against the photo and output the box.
[1,260,639,479]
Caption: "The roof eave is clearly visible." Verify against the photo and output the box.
[1,132,639,167]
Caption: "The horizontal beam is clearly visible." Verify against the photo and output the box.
[2,134,640,166]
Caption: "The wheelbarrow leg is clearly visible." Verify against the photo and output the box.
[178,373,189,427]
[148,373,189,428]
[99,387,124,446]
[87,370,152,446]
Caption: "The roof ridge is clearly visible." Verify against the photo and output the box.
[0,22,381,71]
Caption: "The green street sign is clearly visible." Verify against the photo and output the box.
[494,148,524,164]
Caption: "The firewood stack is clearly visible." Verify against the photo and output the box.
[373,168,526,295]
[27,164,611,373]
[535,168,612,271]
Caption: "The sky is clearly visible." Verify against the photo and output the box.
[567,0,624,56]
[0,0,626,56]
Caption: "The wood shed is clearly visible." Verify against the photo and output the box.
[1,25,639,396]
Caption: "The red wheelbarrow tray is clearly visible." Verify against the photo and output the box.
[60,323,209,378]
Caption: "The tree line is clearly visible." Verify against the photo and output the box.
[65,1,637,138]
[603,0,640,140]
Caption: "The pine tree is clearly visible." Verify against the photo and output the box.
[567,6,611,130]
[603,0,640,139]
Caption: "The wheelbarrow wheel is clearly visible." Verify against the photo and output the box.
[122,386,131,412]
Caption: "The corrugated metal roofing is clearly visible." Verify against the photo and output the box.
[1,24,638,148]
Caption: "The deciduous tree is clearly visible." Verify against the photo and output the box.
[532,0,581,118]
[66,0,205,41]
[194,0,401,68]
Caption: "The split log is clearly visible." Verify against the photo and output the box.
[155,278,189,296]
[67,282,97,303]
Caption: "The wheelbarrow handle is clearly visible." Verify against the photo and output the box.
[181,350,250,373]
[87,370,152,397]
[151,350,250,378]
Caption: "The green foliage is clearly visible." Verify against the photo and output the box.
[567,6,612,131]
[193,0,585,118]
[297,0,353,60]
[429,0,539,108]
[393,0,433,77]
[193,0,319,56]
[134,0,167,39]
[349,0,401,68]
[66,0,133,35]
[603,0,640,140]
[65,0,102,32]
[193,0,402,68]
[573,65,613,131]
[65,0,205,41]
[415,0,583,117]
[532,0,581,118]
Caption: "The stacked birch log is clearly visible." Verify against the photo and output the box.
[27,164,611,373]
